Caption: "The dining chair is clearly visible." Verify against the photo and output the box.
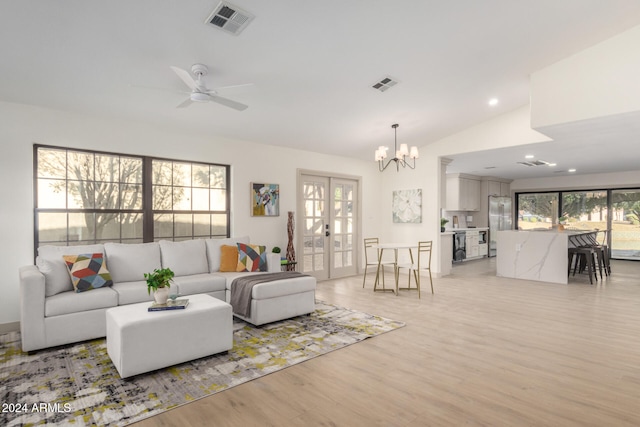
[362,237,395,289]
[396,241,434,298]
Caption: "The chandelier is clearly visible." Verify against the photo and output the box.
[375,124,419,171]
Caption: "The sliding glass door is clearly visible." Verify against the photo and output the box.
[611,189,640,260]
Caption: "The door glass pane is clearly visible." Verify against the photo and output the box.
[517,193,558,230]
[611,189,640,259]
[305,200,314,216]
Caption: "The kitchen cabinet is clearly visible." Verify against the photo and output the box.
[446,174,481,211]
[478,243,488,257]
[488,180,510,197]
[466,231,480,258]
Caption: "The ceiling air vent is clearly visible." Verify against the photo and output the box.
[371,76,398,92]
[205,1,254,36]
[517,160,550,167]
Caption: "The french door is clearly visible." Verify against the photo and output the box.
[298,172,359,280]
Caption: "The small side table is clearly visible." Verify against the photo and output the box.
[280,260,297,272]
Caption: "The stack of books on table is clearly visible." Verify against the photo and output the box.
[148,299,189,312]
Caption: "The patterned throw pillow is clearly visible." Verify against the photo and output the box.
[236,243,267,272]
[63,253,113,293]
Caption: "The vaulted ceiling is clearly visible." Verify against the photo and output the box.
[2,1,640,179]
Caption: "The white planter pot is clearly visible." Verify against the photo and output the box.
[154,287,169,304]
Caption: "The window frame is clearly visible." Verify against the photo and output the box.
[33,144,231,254]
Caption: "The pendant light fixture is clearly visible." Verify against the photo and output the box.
[375,124,419,171]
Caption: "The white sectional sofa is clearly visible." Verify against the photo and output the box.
[19,236,316,352]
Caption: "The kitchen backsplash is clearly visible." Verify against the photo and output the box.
[443,211,475,229]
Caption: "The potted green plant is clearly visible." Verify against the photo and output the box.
[272,246,281,254]
[144,268,175,304]
[440,218,449,232]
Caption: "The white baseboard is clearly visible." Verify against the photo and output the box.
[0,322,20,334]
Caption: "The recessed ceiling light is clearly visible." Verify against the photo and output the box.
[568,169,576,173]
[488,98,499,106]
[525,154,534,159]
[548,163,557,167]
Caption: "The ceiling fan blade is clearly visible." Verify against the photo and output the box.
[176,97,194,109]
[205,83,254,92]
[170,66,197,91]
[209,95,248,111]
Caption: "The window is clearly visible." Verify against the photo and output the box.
[152,159,229,241]
[516,192,558,230]
[516,188,640,260]
[34,145,230,248]
[561,190,608,230]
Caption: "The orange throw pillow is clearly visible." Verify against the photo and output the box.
[219,245,239,272]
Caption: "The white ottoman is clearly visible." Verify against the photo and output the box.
[106,294,232,378]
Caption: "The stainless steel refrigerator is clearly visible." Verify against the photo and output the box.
[488,196,512,257]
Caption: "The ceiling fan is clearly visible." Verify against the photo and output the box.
[170,63,249,111]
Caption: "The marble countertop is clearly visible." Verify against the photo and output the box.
[444,227,489,232]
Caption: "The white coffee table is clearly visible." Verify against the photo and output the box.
[106,294,233,378]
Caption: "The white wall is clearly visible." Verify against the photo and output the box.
[531,24,640,129]
[0,101,383,324]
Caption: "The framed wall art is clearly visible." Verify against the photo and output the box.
[251,183,280,216]
[392,189,422,223]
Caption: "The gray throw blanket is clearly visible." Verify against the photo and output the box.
[230,272,308,318]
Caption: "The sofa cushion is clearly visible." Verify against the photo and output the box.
[111,280,154,305]
[45,287,118,317]
[159,239,208,276]
[104,242,161,284]
[63,253,113,293]
[250,275,316,300]
[37,244,106,297]
[237,243,267,272]
[172,273,226,295]
[221,272,316,299]
[205,236,249,273]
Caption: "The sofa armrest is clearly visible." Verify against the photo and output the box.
[19,265,47,352]
[266,253,281,273]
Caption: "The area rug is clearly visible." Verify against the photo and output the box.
[0,301,404,427]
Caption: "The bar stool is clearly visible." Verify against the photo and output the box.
[568,234,599,284]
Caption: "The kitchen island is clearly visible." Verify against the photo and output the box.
[496,229,595,284]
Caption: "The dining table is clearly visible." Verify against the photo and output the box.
[372,243,416,295]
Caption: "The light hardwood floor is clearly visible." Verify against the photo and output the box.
[134,258,640,426]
